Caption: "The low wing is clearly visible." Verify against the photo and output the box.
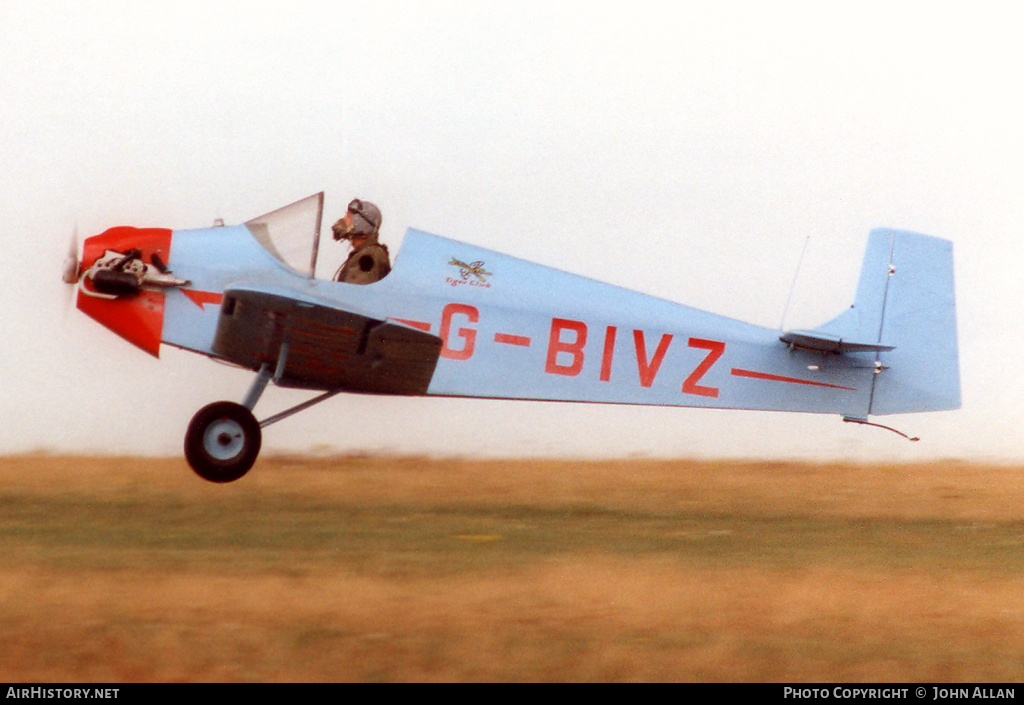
[213,287,443,394]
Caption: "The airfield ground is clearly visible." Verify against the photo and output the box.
[1,454,1023,681]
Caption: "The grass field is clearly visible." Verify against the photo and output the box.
[1,454,1023,681]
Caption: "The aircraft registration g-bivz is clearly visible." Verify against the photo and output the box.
[62,193,960,483]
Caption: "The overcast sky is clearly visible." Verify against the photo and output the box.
[3,1,1022,462]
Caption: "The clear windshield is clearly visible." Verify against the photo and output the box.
[245,192,324,277]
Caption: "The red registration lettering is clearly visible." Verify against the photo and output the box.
[634,330,673,388]
[439,303,479,360]
[600,326,617,382]
[545,318,588,376]
[682,338,725,397]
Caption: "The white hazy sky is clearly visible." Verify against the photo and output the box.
[2,1,1022,462]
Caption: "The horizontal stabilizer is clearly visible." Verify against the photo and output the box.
[779,330,895,354]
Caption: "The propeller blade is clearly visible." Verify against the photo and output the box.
[61,224,80,284]
[61,225,82,318]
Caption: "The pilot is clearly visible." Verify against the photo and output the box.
[332,199,391,284]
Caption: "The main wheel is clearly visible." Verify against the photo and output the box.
[184,401,262,483]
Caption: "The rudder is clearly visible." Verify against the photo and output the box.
[870,229,961,415]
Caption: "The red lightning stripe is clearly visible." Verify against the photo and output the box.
[494,333,531,347]
[730,368,856,391]
[389,318,433,332]
[182,290,224,310]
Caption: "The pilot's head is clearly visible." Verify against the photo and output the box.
[332,199,382,245]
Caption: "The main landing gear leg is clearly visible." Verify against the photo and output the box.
[184,351,345,483]
[184,364,270,483]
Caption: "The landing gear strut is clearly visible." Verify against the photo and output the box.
[184,356,344,483]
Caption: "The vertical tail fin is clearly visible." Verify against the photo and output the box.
[814,228,961,415]
[870,229,961,414]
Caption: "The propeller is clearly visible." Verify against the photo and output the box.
[62,224,80,284]
[61,224,81,314]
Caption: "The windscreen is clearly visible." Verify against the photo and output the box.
[245,192,324,277]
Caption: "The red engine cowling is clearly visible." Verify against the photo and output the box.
[77,227,173,357]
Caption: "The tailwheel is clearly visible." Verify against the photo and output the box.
[184,401,262,483]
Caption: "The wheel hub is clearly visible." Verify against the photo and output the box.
[203,418,245,460]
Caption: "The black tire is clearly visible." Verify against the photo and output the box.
[184,401,261,483]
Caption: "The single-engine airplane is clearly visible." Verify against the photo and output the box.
[62,193,960,482]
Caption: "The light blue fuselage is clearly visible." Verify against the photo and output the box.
[163,226,959,419]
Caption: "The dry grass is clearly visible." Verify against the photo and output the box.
[1,454,1023,681]
[4,454,1021,521]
